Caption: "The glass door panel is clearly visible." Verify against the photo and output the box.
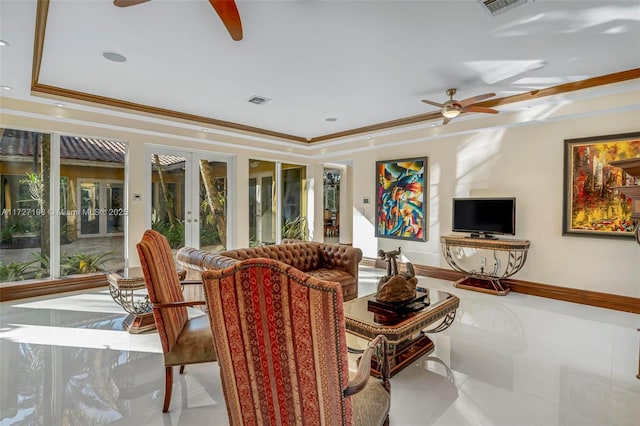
[80,182,100,235]
[248,160,276,246]
[148,148,231,254]
[249,178,257,242]
[107,183,124,233]
[261,176,274,243]
[281,163,307,240]
[150,153,186,250]
[198,159,227,252]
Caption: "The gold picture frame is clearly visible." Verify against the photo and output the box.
[563,132,640,238]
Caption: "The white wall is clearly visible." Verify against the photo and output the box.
[329,109,640,298]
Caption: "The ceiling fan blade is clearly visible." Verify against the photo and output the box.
[209,0,243,41]
[442,116,453,125]
[113,0,150,7]
[463,105,500,114]
[458,93,496,108]
[421,99,444,108]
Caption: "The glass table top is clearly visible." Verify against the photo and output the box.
[343,286,456,328]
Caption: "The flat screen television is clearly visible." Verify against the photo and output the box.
[452,197,516,238]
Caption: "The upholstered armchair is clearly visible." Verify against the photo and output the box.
[136,229,217,413]
[201,257,391,426]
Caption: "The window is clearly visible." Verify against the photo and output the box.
[0,129,51,280]
[0,129,126,283]
[249,160,307,245]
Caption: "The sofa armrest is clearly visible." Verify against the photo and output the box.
[176,247,239,272]
[319,244,363,278]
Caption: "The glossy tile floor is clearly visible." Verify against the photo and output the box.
[1,267,638,425]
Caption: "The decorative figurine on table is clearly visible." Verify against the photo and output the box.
[376,247,418,303]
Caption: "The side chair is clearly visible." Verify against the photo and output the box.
[136,229,217,413]
[201,257,391,426]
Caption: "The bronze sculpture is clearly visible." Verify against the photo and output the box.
[376,247,418,303]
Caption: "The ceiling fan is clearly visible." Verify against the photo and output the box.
[113,0,243,41]
[421,88,499,125]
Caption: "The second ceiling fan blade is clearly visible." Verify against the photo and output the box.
[209,0,243,41]
[463,105,499,114]
[458,93,495,108]
[421,99,444,108]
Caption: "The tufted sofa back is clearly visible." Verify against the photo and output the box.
[176,241,363,301]
[219,243,325,272]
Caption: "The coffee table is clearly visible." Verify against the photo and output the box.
[344,286,459,377]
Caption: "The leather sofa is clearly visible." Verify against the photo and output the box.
[176,241,363,301]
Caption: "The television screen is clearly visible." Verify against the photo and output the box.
[452,198,516,237]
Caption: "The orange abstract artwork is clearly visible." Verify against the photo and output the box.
[564,133,640,237]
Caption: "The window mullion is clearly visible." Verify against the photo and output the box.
[50,133,61,278]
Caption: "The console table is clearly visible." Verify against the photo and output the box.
[440,235,530,295]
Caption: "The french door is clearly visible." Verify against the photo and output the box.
[78,180,124,237]
[146,146,233,252]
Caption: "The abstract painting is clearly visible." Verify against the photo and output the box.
[375,157,427,241]
[563,132,640,238]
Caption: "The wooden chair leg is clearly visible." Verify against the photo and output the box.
[163,366,173,413]
[179,365,185,374]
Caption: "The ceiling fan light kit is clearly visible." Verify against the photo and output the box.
[442,106,461,119]
[421,88,498,125]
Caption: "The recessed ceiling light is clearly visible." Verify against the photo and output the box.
[201,128,208,132]
[0,40,9,47]
[325,117,338,122]
[0,85,12,90]
[54,102,65,107]
[102,51,127,63]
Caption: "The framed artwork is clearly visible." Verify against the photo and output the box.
[375,157,427,241]
[563,132,640,238]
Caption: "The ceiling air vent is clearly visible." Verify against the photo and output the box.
[478,0,532,16]
[247,95,272,105]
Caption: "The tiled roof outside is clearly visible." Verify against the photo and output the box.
[1,129,184,166]
[64,136,125,163]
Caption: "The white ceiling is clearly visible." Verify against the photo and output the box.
[1,0,639,141]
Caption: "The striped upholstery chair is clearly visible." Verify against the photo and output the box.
[202,257,391,426]
[136,229,217,412]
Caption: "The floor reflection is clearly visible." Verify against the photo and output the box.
[1,268,638,426]
[0,292,222,425]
